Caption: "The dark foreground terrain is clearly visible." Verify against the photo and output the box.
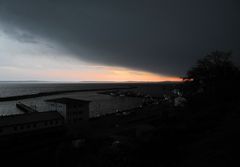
[1,95,239,167]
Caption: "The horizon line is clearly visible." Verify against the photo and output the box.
[0,80,183,83]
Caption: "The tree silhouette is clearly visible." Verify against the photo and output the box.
[184,51,240,101]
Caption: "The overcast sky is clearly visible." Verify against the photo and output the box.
[0,0,240,81]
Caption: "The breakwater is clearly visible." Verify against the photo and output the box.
[0,87,136,102]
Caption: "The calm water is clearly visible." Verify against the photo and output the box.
[0,82,143,117]
[0,82,130,97]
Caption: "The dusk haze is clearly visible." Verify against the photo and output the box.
[0,1,240,167]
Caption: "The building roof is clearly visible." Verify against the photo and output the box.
[0,111,63,128]
[46,97,91,105]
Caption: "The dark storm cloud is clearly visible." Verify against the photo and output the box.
[0,0,240,76]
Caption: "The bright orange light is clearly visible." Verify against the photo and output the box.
[36,65,181,82]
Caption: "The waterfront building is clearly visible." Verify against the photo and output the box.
[46,98,91,123]
[0,111,64,136]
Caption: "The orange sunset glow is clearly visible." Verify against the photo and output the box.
[41,66,181,82]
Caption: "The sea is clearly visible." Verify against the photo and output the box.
[0,81,177,117]
[0,82,144,117]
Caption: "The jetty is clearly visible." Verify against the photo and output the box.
[0,87,136,102]
[16,102,38,113]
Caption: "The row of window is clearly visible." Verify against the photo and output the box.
[14,120,60,131]
[0,119,61,133]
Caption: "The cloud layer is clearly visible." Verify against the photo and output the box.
[0,0,240,76]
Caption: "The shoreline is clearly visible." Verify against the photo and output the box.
[0,87,136,102]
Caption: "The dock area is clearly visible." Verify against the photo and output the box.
[16,102,38,113]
